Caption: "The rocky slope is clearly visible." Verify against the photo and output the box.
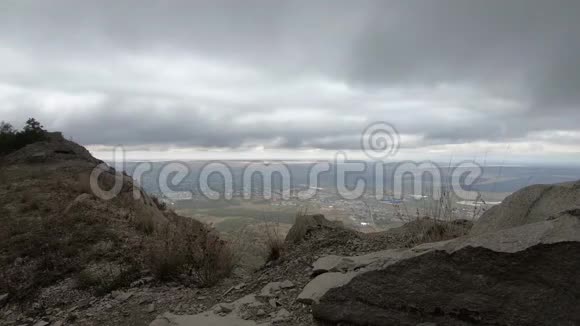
[0,132,221,326]
[2,132,578,326]
[143,181,580,326]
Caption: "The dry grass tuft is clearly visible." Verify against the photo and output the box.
[263,219,285,262]
[148,217,234,287]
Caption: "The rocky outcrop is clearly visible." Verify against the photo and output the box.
[285,214,343,243]
[314,241,580,326]
[470,180,580,236]
[2,131,101,165]
[306,181,580,326]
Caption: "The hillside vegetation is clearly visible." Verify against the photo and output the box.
[0,126,234,305]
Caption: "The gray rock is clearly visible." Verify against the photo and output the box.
[279,280,295,289]
[285,214,342,243]
[116,292,133,303]
[311,255,344,275]
[214,303,234,314]
[272,308,291,323]
[297,272,357,305]
[311,207,580,325]
[268,298,278,308]
[470,180,580,236]
[259,282,281,297]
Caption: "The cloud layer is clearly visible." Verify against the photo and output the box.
[1,0,579,160]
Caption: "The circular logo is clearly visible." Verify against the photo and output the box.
[361,122,400,160]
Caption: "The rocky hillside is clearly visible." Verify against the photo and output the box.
[0,132,232,325]
[1,132,578,326]
[147,182,579,326]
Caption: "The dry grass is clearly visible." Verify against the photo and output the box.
[392,184,475,246]
[262,219,285,262]
[148,217,234,287]
[75,264,140,296]
[399,218,472,247]
[135,213,155,235]
[0,208,128,300]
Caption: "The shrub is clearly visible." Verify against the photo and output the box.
[75,264,140,296]
[0,118,47,156]
[148,218,234,287]
[135,214,155,235]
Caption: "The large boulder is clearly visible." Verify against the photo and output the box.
[314,240,580,326]
[305,180,580,326]
[470,180,580,236]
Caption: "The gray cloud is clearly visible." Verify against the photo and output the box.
[0,0,580,156]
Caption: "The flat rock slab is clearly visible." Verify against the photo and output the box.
[297,272,357,305]
[150,312,263,326]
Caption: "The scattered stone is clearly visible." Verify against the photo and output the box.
[272,308,292,323]
[131,277,155,287]
[256,309,266,317]
[116,292,133,303]
[259,282,281,297]
[311,255,344,275]
[279,280,295,289]
[234,283,246,290]
[214,302,234,314]
[268,298,278,308]
[147,303,156,313]
[139,297,153,305]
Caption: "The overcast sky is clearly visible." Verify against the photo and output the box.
[1,0,580,163]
